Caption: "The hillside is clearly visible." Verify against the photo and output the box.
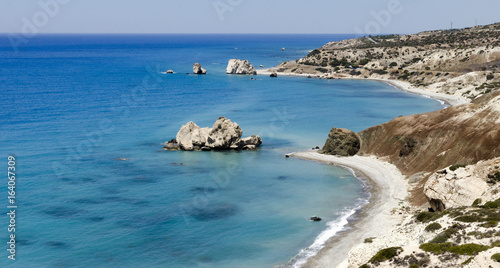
[268,23,500,100]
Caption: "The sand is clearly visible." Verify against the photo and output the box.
[288,152,409,268]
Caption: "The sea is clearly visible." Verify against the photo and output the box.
[0,34,443,268]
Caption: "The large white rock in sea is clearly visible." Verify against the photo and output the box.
[176,122,210,151]
[206,117,243,149]
[169,117,262,151]
[193,63,207,74]
[226,59,257,75]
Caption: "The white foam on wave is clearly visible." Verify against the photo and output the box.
[284,165,370,268]
[288,201,368,268]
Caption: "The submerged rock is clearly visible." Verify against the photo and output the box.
[226,59,257,75]
[319,127,361,156]
[163,139,180,150]
[170,117,262,151]
[310,216,322,221]
[193,63,207,74]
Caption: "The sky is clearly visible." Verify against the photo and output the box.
[0,0,499,35]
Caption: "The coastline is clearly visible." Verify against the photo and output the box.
[257,69,463,267]
[257,69,469,107]
[287,152,410,268]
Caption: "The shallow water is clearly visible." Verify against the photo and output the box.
[0,34,442,267]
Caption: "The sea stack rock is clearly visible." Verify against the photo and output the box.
[226,59,257,75]
[193,63,207,74]
[175,122,211,151]
[319,127,361,156]
[171,117,262,151]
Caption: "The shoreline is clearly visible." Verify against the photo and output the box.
[256,68,469,107]
[257,65,469,267]
[287,152,409,268]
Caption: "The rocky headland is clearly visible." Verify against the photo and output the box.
[164,117,262,151]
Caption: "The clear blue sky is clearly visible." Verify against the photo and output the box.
[1,0,498,34]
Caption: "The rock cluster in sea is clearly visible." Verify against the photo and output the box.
[164,117,262,151]
[319,127,360,156]
[193,63,207,74]
[226,59,257,75]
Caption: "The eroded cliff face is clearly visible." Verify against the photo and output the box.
[358,91,500,177]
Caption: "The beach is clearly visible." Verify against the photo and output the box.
[288,152,409,268]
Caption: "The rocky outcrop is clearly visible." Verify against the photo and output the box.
[424,157,500,211]
[319,127,361,156]
[270,72,278,77]
[175,122,210,151]
[226,59,257,75]
[166,70,174,74]
[169,117,262,151]
[206,117,243,149]
[193,63,207,74]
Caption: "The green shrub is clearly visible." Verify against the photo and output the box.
[455,215,481,222]
[359,59,370,65]
[491,240,500,247]
[420,242,452,254]
[472,198,482,207]
[430,228,458,243]
[409,264,419,268]
[369,247,403,263]
[483,198,500,209]
[416,211,443,223]
[425,222,442,232]
[450,164,467,171]
[420,242,489,255]
[481,220,498,228]
[371,69,388,75]
[449,244,490,255]
[492,253,500,262]
[359,264,371,268]
[315,68,329,73]
[425,66,431,70]
[389,62,398,67]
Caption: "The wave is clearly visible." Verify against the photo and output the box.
[284,168,371,268]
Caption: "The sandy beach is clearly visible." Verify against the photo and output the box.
[288,152,409,268]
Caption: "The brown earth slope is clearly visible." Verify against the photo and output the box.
[355,91,500,204]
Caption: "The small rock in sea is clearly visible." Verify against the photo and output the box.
[310,216,322,222]
[285,155,290,158]
[186,73,190,75]
[116,158,128,161]
[315,146,320,149]
[270,72,278,77]
[282,48,286,51]
[259,65,264,67]
[201,147,211,151]
[166,70,174,74]
[171,163,184,166]
[193,63,207,74]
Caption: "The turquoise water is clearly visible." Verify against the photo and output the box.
[0,34,443,267]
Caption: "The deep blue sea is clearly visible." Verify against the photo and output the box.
[0,34,442,268]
